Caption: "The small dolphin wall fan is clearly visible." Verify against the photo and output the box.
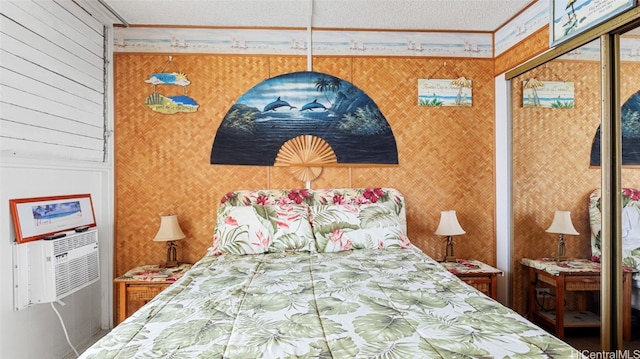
[145,56,199,114]
[210,71,398,182]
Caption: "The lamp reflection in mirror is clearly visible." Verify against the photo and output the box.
[546,210,579,262]
[153,215,186,268]
[435,210,466,262]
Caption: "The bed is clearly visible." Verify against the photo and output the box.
[589,188,640,309]
[81,188,583,358]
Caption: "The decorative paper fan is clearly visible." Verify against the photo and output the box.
[288,166,323,183]
[210,71,398,167]
[274,135,337,181]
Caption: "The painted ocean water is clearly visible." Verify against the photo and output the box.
[212,115,397,166]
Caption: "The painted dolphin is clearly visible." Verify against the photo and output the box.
[300,99,328,112]
[263,97,296,112]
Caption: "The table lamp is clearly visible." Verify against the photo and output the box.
[153,214,186,267]
[546,210,579,262]
[435,210,466,262]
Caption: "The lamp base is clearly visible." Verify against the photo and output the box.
[444,236,456,263]
[164,260,179,268]
[162,240,179,268]
[557,234,567,262]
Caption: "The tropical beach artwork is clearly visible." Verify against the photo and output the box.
[145,72,199,114]
[591,90,640,166]
[418,78,472,107]
[522,80,574,108]
[32,201,83,228]
[144,57,199,114]
[210,71,398,166]
[10,194,96,243]
[550,0,634,46]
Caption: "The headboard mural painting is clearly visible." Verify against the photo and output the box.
[590,90,640,166]
[210,71,398,181]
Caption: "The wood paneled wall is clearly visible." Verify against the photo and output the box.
[113,54,496,276]
[495,26,549,76]
[1,1,106,162]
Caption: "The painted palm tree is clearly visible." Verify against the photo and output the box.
[328,77,342,95]
[314,76,331,103]
[523,78,544,107]
[314,75,342,105]
[451,77,472,105]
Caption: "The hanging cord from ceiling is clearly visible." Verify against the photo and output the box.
[307,0,314,72]
[306,0,314,190]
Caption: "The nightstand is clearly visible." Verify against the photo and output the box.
[521,258,634,341]
[114,263,192,325]
[440,259,503,300]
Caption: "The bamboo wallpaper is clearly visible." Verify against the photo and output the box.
[494,26,550,76]
[113,54,497,278]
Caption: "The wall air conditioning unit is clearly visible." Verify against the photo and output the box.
[13,229,100,310]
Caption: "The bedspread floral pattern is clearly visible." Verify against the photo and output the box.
[80,247,582,358]
[590,188,640,280]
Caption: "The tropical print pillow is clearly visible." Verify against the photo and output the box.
[212,206,272,255]
[219,187,407,235]
[590,188,640,280]
[310,203,409,252]
[265,204,316,253]
[212,204,315,255]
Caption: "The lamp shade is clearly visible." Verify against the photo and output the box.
[434,210,466,236]
[153,215,186,242]
[545,210,579,235]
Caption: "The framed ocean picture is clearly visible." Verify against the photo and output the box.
[418,78,473,107]
[550,0,635,47]
[9,194,96,243]
[522,80,574,108]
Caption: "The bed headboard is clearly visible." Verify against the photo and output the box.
[589,188,640,261]
[219,187,407,235]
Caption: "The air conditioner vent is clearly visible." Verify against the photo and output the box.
[13,229,100,309]
[53,231,96,256]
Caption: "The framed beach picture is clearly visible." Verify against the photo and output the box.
[522,80,574,108]
[10,194,96,243]
[418,78,473,107]
[550,0,635,47]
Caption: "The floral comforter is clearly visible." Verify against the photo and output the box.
[590,188,640,282]
[81,247,582,358]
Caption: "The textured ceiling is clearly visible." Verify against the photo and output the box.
[103,0,533,32]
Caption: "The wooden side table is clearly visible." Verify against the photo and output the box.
[114,263,192,325]
[521,258,633,341]
[440,259,503,300]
